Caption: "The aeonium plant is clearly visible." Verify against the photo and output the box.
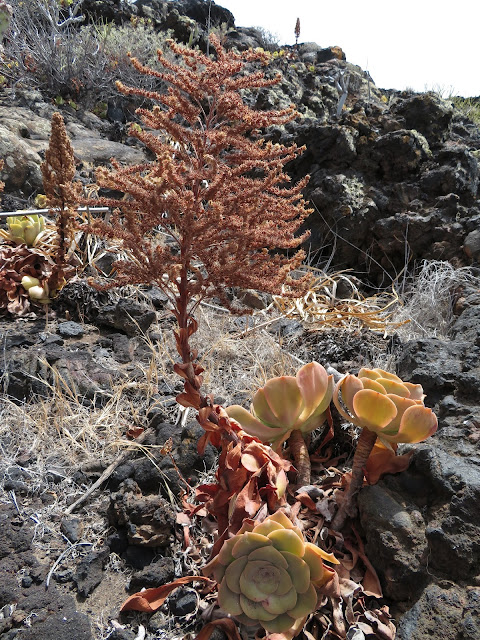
[227,362,334,486]
[203,510,339,638]
[0,214,46,247]
[331,367,438,530]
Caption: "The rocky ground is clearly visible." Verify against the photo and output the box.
[1,276,479,640]
[1,1,480,638]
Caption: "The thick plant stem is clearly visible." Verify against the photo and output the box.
[288,430,311,486]
[332,428,377,531]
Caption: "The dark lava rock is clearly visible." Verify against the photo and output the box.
[60,517,84,543]
[169,588,198,616]
[53,279,115,324]
[17,597,93,640]
[389,92,454,146]
[358,484,428,601]
[57,321,85,338]
[109,462,136,491]
[127,419,216,498]
[111,332,134,363]
[129,556,175,591]
[0,506,93,639]
[396,337,480,406]
[108,479,175,547]
[0,507,34,558]
[371,129,430,180]
[73,548,110,598]
[396,583,474,640]
[124,544,156,570]
[96,298,156,336]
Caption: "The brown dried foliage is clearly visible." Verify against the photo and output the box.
[84,34,312,406]
[194,403,293,539]
[0,244,52,315]
[41,112,81,293]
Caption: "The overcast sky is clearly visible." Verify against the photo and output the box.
[217,0,478,98]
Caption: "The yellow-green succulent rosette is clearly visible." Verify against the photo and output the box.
[204,511,338,635]
[333,367,437,446]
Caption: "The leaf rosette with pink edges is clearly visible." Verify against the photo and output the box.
[227,362,334,449]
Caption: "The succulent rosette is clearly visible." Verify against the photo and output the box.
[21,275,51,304]
[333,367,437,446]
[0,214,46,247]
[204,511,338,635]
[227,362,334,449]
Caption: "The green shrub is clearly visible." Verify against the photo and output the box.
[0,1,173,109]
[451,96,480,127]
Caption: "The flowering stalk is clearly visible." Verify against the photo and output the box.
[84,35,312,414]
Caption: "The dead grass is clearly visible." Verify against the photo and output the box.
[391,260,480,339]
[273,267,408,336]
[0,366,155,552]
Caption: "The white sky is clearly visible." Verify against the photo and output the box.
[217,0,479,97]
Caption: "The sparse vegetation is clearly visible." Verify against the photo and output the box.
[392,260,480,339]
[0,0,173,107]
[451,95,480,126]
[0,3,477,639]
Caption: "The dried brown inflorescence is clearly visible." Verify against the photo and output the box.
[85,34,312,409]
[41,111,82,295]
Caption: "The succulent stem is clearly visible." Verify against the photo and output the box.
[288,429,311,486]
[332,428,377,531]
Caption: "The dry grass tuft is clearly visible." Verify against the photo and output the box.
[0,367,156,546]
[391,260,480,339]
[273,267,408,335]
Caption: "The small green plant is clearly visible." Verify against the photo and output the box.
[92,101,108,119]
[227,362,333,485]
[0,214,47,246]
[0,1,173,108]
[451,96,480,127]
[332,367,438,529]
[0,1,12,43]
[203,511,338,636]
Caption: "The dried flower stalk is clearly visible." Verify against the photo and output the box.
[85,35,312,411]
[41,112,81,294]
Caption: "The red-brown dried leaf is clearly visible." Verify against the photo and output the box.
[225,443,242,470]
[126,426,145,438]
[120,576,212,612]
[364,442,413,485]
[361,607,396,640]
[231,475,263,523]
[350,529,383,598]
[296,492,318,511]
[194,618,242,640]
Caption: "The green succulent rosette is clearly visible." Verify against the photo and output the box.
[204,511,338,635]
[333,367,438,446]
[227,362,334,449]
[1,214,46,247]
